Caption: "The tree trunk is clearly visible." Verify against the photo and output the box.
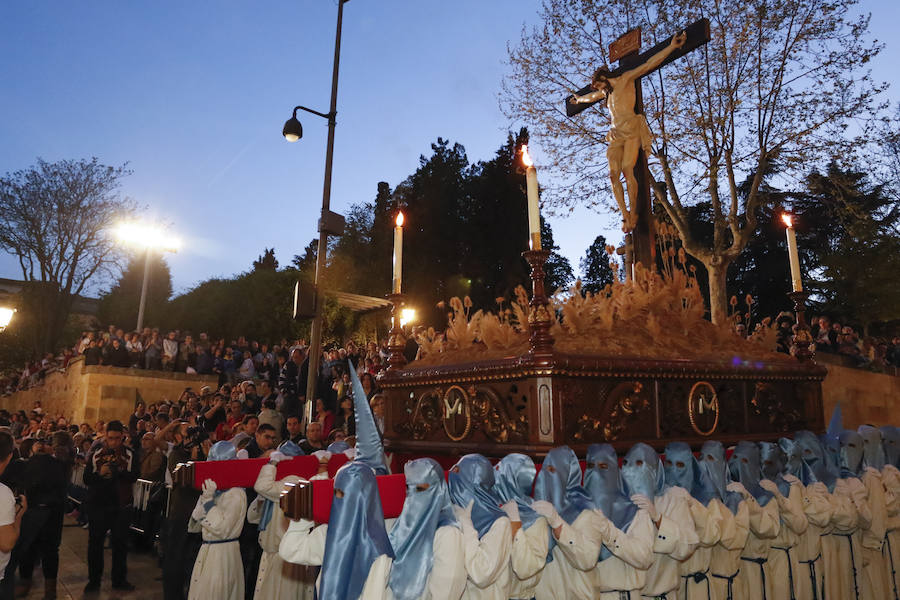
[706,262,729,326]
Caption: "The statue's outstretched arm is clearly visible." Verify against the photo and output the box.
[623,31,686,81]
[570,88,607,105]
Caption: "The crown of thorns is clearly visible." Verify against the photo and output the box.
[592,65,612,83]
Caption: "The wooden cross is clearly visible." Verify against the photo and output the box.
[565,19,710,271]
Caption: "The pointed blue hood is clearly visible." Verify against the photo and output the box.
[584,443,638,561]
[388,458,456,600]
[759,441,791,497]
[533,446,595,524]
[448,454,507,538]
[319,462,394,600]
[881,426,900,467]
[858,425,886,471]
[348,362,389,474]
[728,441,773,506]
[794,430,837,492]
[838,430,864,478]
[696,440,742,513]
[621,443,665,500]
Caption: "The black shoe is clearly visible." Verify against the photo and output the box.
[111,581,135,591]
[83,581,101,593]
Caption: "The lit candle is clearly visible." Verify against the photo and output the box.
[781,213,802,292]
[521,145,542,250]
[392,212,404,294]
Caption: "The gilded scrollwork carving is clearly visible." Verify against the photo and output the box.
[750,381,803,432]
[571,380,649,442]
[397,383,527,443]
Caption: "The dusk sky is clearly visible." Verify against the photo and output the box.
[1,0,898,297]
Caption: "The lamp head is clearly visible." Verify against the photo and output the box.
[781,213,794,228]
[0,307,15,331]
[282,115,303,142]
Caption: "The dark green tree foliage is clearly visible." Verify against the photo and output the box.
[165,258,309,342]
[579,235,615,294]
[461,130,531,307]
[291,239,318,280]
[793,163,900,333]
[253,248,279,272]
[98,253,173,330]
[540,218,574,293]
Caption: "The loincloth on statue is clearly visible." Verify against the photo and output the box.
[606,113,653,154]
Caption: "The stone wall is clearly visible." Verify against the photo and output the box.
[0,357,218,424]
[821,359,900,429]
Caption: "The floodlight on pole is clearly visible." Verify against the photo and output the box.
[113,222,181,331]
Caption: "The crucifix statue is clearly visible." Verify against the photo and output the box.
[566,19,710,270]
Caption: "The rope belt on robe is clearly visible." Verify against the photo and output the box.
[834,533,860,600]
[741,556,768,600]
[771,546,797,600]
[615,591,632,600]
[201,537,240,544]
[681,569,711,600]
[711,570,739,600]
[886,534,899,600]
[798,553,822,600]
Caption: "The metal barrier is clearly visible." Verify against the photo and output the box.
[130,478,167,537]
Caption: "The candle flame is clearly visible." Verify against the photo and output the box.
[396,212,404,227]
[521,144,534,168]
[781,213,793,228]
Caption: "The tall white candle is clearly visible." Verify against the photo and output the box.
[521,145,542,251]
[392,212,404,294]
[782,214,802,292]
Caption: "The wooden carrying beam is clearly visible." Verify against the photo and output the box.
[280,473,408,523]
[171,454,351,490]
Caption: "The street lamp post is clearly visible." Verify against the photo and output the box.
[283,0,349,427]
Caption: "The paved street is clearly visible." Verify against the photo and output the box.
[18,517,163,600]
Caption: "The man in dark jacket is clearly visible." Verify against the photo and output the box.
[3,435,68,599]
[82,420,138,593]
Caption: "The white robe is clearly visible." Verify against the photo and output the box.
[678,495,723,600]
[248,464,312,600]
[278,518,392,600]
[534,510,596,600]
[882,464,900,600]
[764,479,808,600]
[458,516,512,600]
[590,509,656,598]
[859,468,889,600]
[507,517,550,600]
[734,493,779,600]
[708,499,750,600]
[383,524,467,600]
[187,487,248,600]
[640,486,700,598]
[826,477,869,600]
[791,480,833,600]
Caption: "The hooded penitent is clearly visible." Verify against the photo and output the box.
[881,426,900,467]
[319,462,394,600]
[793,430,838,492]
[728,441,774,506]
[837,430,865,478]
[858,425,886,471]
[494,453,554,562]
[388,458,457,600]
[759,441,791,497]
[696,440,742,513]
[533,446,595,524]
[348,361,389,475]
[585,443,638,560]
[448,454,507,538]
[779,437,812,485]
[620,442,665,500]
[208,440,237,462]
[663,442,699,492]
[258,441,304,531]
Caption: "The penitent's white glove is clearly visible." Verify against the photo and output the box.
[630,494,659,522]
[268,451,287,464]
[726,481,750,499]
[501,500,521,523]
[531,500,564,530]
[759,479,782,497]
[452,500,475,533]
[201,478,217,500]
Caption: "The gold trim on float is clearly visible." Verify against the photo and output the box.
[688,381,719,436]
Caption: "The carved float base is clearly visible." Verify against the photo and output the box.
[380,353,827,458]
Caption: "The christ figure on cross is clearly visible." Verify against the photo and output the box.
[570,31,685,232]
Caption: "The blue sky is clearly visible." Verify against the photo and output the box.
[1,0,897,296]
